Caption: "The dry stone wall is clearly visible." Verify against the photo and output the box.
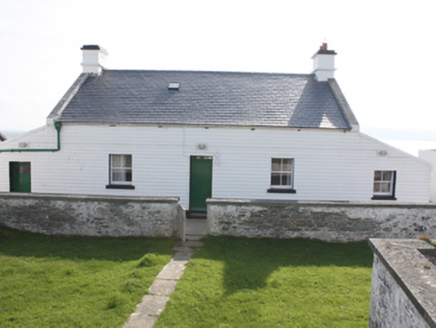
[369,254,429,328]
[207,199,436,242]
[369,239,436,327]
[0,193,183,237]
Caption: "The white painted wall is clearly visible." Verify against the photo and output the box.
[312,54,335,81]
[81,47,108,75]
[0,124,431,208]
[0,125,58,149]
[419,149,436,202]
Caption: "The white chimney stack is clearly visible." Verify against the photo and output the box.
[81,45,108,75]
[312,43,336,81]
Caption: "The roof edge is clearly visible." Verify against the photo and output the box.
[328,78,360,131]
[359,132,432,168]
[57,121,351,131]
[47,73,90,124]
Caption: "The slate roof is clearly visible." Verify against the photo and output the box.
[54,70,353,129]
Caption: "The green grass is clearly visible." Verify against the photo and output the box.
[156,236,373,327]
[0,228,374,327]
[0,226,174,328]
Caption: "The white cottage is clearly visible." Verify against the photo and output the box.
[0,44,431,213]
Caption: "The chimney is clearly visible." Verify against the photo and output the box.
[311,43,337,81]
[81,45,108,75]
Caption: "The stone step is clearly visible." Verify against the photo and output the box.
[185,234,205,241]
[174,240,204,248]
[186,212,207,219]
[172,246,194,252]
[173,252,193,261]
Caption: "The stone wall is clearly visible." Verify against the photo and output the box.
[0,193,183,237]
[369,239,436,327]
[176,204,186,241]
[207,199,436,242]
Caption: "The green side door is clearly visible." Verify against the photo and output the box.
[189,156,213,212]
[10,162,31,193]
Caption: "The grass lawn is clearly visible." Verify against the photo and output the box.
[0,226,174,328]
[156,236,373,327]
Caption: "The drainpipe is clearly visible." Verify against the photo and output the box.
[0,122,62,153]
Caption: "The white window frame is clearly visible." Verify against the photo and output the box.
[109,154,132,185]
[373,170,395,197]
[270,158,294,189]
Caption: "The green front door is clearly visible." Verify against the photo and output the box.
[189,156,213,212]
[10,162,31,192]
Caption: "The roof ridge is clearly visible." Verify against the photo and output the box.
[102,68,313,77]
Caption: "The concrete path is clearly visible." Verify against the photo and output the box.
[124,221,206,328]
[185,219,208,240]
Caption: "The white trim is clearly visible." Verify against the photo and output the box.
[271,158,294,188]
[373,170,395,196]
[109,154,132,185]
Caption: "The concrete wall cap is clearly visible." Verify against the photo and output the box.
[206,198,436,208]
[0,192,180,203]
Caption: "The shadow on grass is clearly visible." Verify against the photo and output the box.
[192,235,373,295]
[0,226,174,262]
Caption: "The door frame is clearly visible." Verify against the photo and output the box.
[189,156,213,213]
[9,161,31,193]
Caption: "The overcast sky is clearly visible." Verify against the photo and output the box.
[1,0,435,155]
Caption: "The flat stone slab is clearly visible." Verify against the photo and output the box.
[174,240,204,248]
[173,252,193,261]
[185,235,204,241]
[124,238,201,328]
[157,260,187,280]
[172,246,194,252]
[136,295,170,316]
[124,313,157,328]
[149,279,178,296]
[185,219,208,235]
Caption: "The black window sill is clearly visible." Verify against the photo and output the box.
[267,188,296,194]
[106,185,135,190]
[371,195,396,200]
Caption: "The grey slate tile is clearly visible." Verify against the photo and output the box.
[57,70,351,129]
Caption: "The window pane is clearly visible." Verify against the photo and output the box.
[282,159,292,172]
[373,183,380,192]
[125,170,132,182]
[112,169,132,182]
[380,183,390,193]
[271,159,281,172]
[112,170,124,182]
[112,155,122,167]
[374,171,381,181]
[19,165,30,174]
[373,171,395,195]
[281,174,291,186]
[123,155,132,168]
[382,171,392,181]
[271,173,280,185]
